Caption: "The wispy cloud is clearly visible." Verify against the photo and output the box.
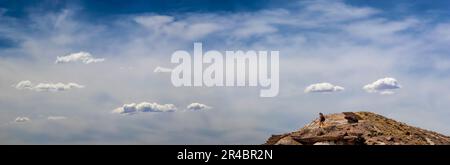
[47,116,67,120]
[134,15,222,40]
[55,51,105,64]
[303,0,379,21]
[14,80,84,92]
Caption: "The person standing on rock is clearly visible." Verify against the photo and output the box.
[319,112,325,128]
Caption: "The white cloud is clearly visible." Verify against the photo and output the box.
[186,103,212,111]
[379,91,395,95]
[233,21,277,37]
[363,77,401,94]
[344,18,418,43]
[134,15,174,29]
[55,51,105,64]
[153,66,172,73]
[303,0,378,21]
[184,23,221,39]
[430,23,450,42]
[47,116,67,120]
[304,82,344,93]
[14,80,84,92]
[112,102,177,115]
[112,102,211,114]
[15,117,30,123]
[33,83,84,92]
[14,80,33,90]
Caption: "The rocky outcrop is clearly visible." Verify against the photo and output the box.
[264,111,450,145]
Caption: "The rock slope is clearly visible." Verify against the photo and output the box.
[265,111,450,145]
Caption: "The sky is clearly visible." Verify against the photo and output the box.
[1,0,450,144]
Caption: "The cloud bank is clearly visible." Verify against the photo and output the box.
[14,80,84,92]
[304,83,344,93]
[55,52,105,64]
[363,77,401,95]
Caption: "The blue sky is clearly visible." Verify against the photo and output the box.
[1,0,450,144]
[2,0,450,17]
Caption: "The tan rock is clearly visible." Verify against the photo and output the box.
[275,136,302,145]
[264,111,450,145]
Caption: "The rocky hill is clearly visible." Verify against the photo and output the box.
[265,111,450,145]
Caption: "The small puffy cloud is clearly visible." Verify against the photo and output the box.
[15,117,30,123]
[186,103,212,111]
[112,102,177,115]
[47,116,67,120]
[154,66,172,73]
[14,80,84,92]
[363,77,401,94]
[304,82,344,93]
[55,51,105,64]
